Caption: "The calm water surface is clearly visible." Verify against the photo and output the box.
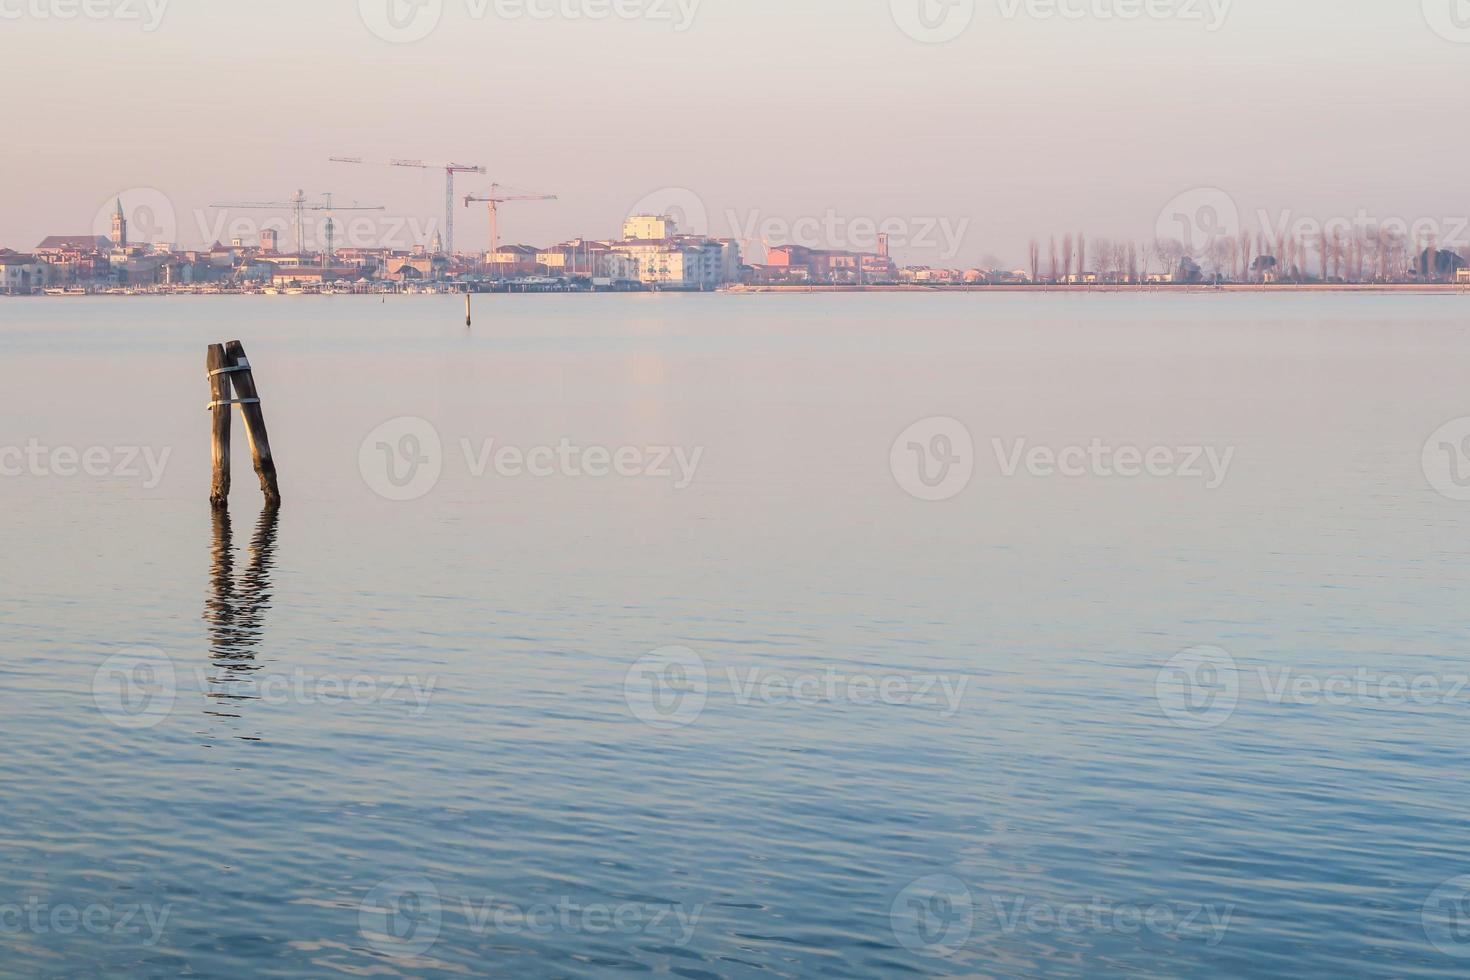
[2,292,1469,977]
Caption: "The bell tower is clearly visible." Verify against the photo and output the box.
[111,199,128,248]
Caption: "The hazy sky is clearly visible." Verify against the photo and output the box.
[2,0,1467,266]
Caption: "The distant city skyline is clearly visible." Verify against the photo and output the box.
[3,0,1470,266]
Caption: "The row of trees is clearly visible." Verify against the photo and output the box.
[1026,228,1470,284]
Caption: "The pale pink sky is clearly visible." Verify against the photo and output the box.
[1,0,1466,266]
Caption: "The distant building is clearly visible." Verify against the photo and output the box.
[0,251,46,294]
[36,235,112,257]
[612,237,740,290]
[260,229,279,253]
[1416,248,1466,280]
[35,235,113,283]
[487,244,540,277]
[766,243,895,283]
[271,266,357,286]
[623,214,678,241]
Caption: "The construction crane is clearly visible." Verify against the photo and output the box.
[209,190,384,259]
[330,156,487,256]
[464,184,558,256]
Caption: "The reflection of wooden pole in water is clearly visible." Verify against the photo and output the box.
[205,505,279,664]
[207,344,231,508]
[465,289,472,327]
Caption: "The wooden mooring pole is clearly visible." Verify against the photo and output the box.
[207,340,281,508]
[207,344,231,508]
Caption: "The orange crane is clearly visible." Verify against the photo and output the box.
[330,156,487,256]
[464,184,558,257]
[209,190,384,259]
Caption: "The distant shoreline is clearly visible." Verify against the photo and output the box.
[726,282,1470,294]
[6,282,1469,298]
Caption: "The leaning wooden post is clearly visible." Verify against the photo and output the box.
[221,340,282,508]
[206,343,232,508]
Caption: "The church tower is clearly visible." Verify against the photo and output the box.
[111,199,128,248]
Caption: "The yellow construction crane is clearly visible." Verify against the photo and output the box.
[464,184,558,256]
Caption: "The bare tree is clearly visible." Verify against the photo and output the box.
[1049,236,1058,283]
[1029,239,1040,284]
[1208,236,1233,280]
[1077,234,1087,277]
[1156,238,1185,280]
[1061,234,1074,282]
[1127,241,1139,283]
[1091,237,1110,279]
